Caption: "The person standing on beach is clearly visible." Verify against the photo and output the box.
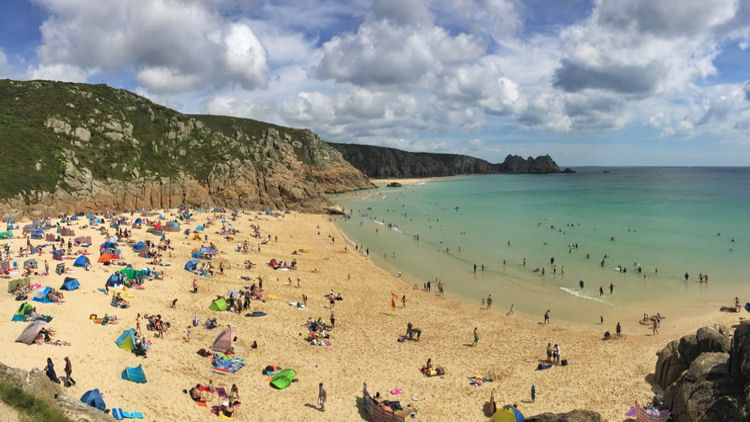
[401,295,406,308]
[330,310,335,328]
[472,327,479,346]
[317,383,327,411]
[653,319,659,335]
[487,295,492,310]
[64,357,75,386]
[616,322,621,337]
[507,304,514,315]
[192,279,198,294]
[609,283,614,294]
[544,309,550,324]
[599,286,604,296]
[45,357,60,384]
[531,384,536,402]
[684,272,689,282]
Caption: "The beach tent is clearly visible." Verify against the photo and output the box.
[115,328,137,351]
[80,389,106,411]
[0,231,12,239]
[133,241,145,251]
[491,406,525,422]
[16,320,46,344]
[209,298,228,312]
[184,259,200,272]
[270,369,297,390]
[60,277,80,291]
[195,225,204,232]
[98,253,118,263]
[12,303,33,322]
[117,268,144,282]
[101,240,118,250]
[106,273,123,287]
[211,327,236,352]
[121,365,147,383]
[73,255,90,267]
[87,214,95,220]
[52,249,64,260]
[32,287,54,303]
[135,218,142,224]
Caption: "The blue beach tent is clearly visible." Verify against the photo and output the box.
[60,277,80,291]
[115,329,137,351]
[80,389,106,411]
[133,241,145,251]
[73,255,90,267]
[32,287,54,303]
[121,365,147,383]
[135,218,143,224]
[195,225,204,232]
[184,259,199,272]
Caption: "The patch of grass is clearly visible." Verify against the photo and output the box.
[0,382,72,422]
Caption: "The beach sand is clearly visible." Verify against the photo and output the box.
[0,211,744,421]
[370,177,442,186]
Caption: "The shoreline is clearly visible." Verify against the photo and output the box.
[1,210,746,421]
[369,175,467,186]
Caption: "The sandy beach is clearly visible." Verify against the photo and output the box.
[370,177,445,186]
[1,210,745,421]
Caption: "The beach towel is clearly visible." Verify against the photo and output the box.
[244,311,266,317]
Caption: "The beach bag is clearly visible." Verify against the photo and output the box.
[561,359,569,366]
[197,348,210,357]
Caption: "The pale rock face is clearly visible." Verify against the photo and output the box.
[45,117,72,135]
[74,127,91,142]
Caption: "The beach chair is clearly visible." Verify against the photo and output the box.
[362,383,407,422]
[634,402,671,422]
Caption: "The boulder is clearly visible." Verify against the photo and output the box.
[655,339,688,389]
[665,352,742,422]
[386,182,402,187]
[696,325,730,355]
[729,321,750,383]
[524,409,602,422]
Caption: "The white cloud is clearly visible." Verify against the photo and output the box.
[136,67,201,93]
[32,0,269,93]
[27,63,91,82]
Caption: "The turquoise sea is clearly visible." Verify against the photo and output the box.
[332,167,750,324]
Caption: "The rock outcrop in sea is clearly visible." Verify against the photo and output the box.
[0,79,374,219]
[654,322,750,421]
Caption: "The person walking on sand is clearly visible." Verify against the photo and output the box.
[317,383,327,411]
[653,319,659,335]
[487,294,492,310]
[391,297,396,314]
[507,304,514,315]
[472,327,479,346]
[45,357,60,384]
[192,279,198,294]
[401,295,406,308]
[64,357,75,386]
[616,322,622,337]
[531,384,536,402]
[609,283,614,294]
[185,326,191,343]
[544,309,550,324]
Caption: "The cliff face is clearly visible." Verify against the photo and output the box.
[0,79,373,219]
[328,142,565,178]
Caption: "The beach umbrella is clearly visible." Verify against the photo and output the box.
[491,406,524,422]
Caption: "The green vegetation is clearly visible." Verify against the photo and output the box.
[0,79,336,201]
[0,382,72,422]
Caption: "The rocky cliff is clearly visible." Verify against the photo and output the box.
[0,361,110,422]
[653,323,750,421]
[0,79,374,219]
[328,142,569,178]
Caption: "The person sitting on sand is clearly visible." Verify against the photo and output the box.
[189,384,206,402]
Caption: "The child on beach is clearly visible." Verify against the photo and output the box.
[472,327,478,346]
[185,326,191,343]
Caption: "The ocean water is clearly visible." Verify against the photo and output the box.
[332,168,750,324]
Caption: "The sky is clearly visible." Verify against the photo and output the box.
[1,0,749,166]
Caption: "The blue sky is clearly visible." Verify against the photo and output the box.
[1,0,749,166]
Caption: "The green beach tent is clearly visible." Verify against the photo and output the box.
[270,369,297,389]
[209,298,228,312]
[114,328,136,351]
